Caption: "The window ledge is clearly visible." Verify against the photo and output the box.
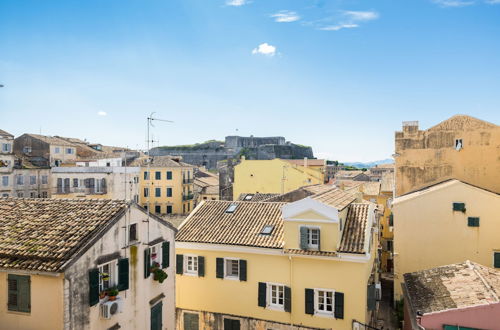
[7,310,31,316]
[223,275,240,281]
[266,305,285,312]
[314,311,335,318]
[183,272,199,277]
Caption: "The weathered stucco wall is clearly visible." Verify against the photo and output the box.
[63,206,176,330]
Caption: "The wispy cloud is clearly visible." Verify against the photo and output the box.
[319,24,359,31]
[226,0,248,6]
[271,10,300,23]
[343,10,379,21]
[432,0,475,6]
[252,43,276,56]
[97,111,107,116]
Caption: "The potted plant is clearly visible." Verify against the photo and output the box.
[99,291,107,300]
[153,268,168,283]
[107,287,119,301]
[150,261,160,273]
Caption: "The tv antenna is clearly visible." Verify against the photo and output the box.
[147,112,173,155]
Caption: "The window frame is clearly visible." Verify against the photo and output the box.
[155,205,161,214]
[144,187,149,197]
[223,258,240,280]
[98,260,118,293]
[2,175,8,186]
[155,171,161,180]
[129,223,138,243]
[7,274,31,313]
[300,226,320,250]
[150,243,163,267]
[41,175,48,184]
[494,252,500,269]
[267,282,285,311]
[314,288,335,317]
[166,187,172,197]
[184,255,199,276]
[155,187,161,197]
[166,171,172,180]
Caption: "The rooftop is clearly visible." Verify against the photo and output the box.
[404,261,500,315]
[237,193,281,202]
[144,156,193,168]
[0,198,128,272]
[0,129,14,139]
[284,159,326,167]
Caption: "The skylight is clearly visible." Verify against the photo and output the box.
[225,204,238,213]
[244,194,254,201]
[260,225,274,235]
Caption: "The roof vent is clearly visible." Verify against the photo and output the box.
[225,204,238,213]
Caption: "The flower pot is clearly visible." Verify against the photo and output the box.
[108,295,117,301]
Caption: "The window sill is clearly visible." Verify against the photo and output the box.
[266,305,285,312]
[7,310,31,316]
[183,272,199,277]
[314,311,335,318]
[224,275,240,281]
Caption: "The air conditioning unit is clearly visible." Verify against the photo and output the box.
[100,298,123,319]
[375,283,382,301]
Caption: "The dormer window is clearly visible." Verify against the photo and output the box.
[225,204,238,213]
[300,226,320,250]
[244,194,254,201]
[260,225,274,235]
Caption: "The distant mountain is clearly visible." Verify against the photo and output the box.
[342,158,394,169]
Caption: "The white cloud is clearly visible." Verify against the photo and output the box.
[319,24,359,31]
[432,0,475,6]
[343,10,379,21]
[271,10,300,23]
[226,0,248,6]
[97,111,107,116]
[252,43,276,56]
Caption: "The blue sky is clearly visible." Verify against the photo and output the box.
[1,0,499,162]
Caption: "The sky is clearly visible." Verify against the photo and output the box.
[1,0,499,162]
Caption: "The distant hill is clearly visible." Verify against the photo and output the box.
[342,158,394,169]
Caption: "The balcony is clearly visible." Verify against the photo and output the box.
[182,178,194,184]
[182,193,194,201]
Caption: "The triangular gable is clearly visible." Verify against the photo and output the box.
[282,197,339,223]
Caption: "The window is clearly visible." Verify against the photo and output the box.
[73,178,79,187]
[41,175,48,184]
[2,193,9,197]
[16,175,24,185]
[155,205,161,214]
[225,204,237,213]
[98,261,117,292]
[133,194,139,203]
[187,203,190,212]
[30,192,36,198]
[129,223,138,242]
[268,284,285,309]
[7,274,30,313]
[225,259,239,279]
[453,202,466,212]
[455,138,463,151]
[66,148,73,154]
[155,188,161,197]
[144,171,150,180]
[183,312,199,330]
[494,252,500,268]
[23,146,32,154]
[223,318,241,330]
[166,171,172,180]
[133,176,139,184]
[468,217,480,227]
[155,171,161,180]
[2,143,11,152]
[54,147,60,153]
[41,191,48,198]
[301,227,320,249]
[17,192,24,198]
[387,240,393,252]
[166,187,172,197]
[2,176,8,186]
[260,225,274,235]
[29,176,36,185]
[315,289,334,315]
[150,244,162,266]
[144,188,149,197]
[166,205,172,214]
[184,255,198,275]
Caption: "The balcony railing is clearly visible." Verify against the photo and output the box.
[182,193,194,201]
[183,178,194,184]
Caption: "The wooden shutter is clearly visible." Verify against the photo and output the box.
[300,227,308,250]
[88,268,100,306]
[317,229,321,251]
[367,284,376,311]
[284,286,292,313]
[118,258,129,291]
[102,178,107,194]
[389,213,394,226]
[239,259,247,281]
[224,318,240,330]
[176,254,184,274]
[216,258,224,278]
[334,292,344,319]
[468,217,480,227]
[17,276,30,313]
[453,202,466,212]
[89,178,95,193]
[144,248,151,278]
[305,288,314,315]
[7,275,18,311]
[494,252,500,268]
[162,241,170,268]
[57,178,63,193]
[258,282,267,307]
[198,256,205,277]
[64,178,70,193]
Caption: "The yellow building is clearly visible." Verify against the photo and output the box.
[393,179,500,301]
[140,156,195,215]
[0,198,177,330]
[233,158,326,200]
[194,170,219,204]
[176,186,380,330]
[395,115,500,196]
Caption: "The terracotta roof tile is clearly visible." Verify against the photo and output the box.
[0,198,128,272]
[311,188,357,210]
[237,193,281,202]
[338,203,370,254]
[0,129,14,138]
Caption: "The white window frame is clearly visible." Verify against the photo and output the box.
[301,226,320,250]
[54,147,60,154]
[314,288,335,317]
[98,260,118,293]
[184,255,198,276]
[150,243,162,267]
[224,258,240,280]
[29,176,36,185]
[41,175,48,185]
[16,175,24,185]
[267,282,285,311]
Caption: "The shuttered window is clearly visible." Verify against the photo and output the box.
[453,202,466,212]
[467,217,480,227]
[117,258,129,291]
[306,288,344,319]
[162,241,170,268]
[223,318,241,330]
[88,268,100,306]
[239,260,247,281]
[8,274,30,313]
[198,256,205,277]
[166,171,172,180]
[367,284,376,311]
[494,252,500,268]
[184,313,199,330]
[144,248,151,278]
[166,188,172,197]
[176,254,184,274]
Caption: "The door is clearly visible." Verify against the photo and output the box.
[151,302,162,330]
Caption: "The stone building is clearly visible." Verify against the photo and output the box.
[394,115,500,196]
[14,134,78,167]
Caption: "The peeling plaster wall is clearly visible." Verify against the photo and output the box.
[63,206,176,330]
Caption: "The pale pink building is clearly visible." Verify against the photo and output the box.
[402,261,500,330]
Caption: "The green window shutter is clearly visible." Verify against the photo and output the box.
[144,248,151,278]
[389,213,394,226]
[224,319,240,330]
[7,275,18,311]
[162,241,170,269]
[258,282,267,307]
[334,291,344,319]
[317,229,321,251]
[239,260,247,281]
[118,258,129,291]
[17,276,30,313]
[284,286,292,313]
[367,284,376,311]
[88,269,99,306]
[176,254,184,274]
[305,288,314,315]
[468,217,480,227]
[216,258,224,278]
[453,202,466,212]
[300,227,308,250]
[198,256,205,277]
[494,252,500,268]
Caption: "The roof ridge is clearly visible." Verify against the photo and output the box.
[468,260,500,302]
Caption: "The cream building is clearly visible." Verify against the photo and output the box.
[0,198,176,330]
[393,179,500,300]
